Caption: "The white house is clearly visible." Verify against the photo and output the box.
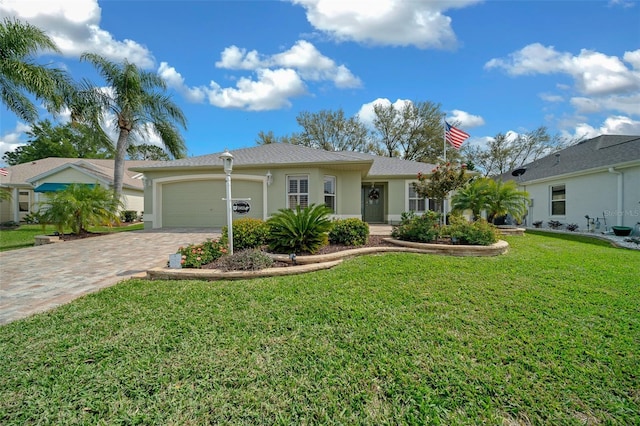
[500,135,640,232]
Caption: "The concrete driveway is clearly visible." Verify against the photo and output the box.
[0,228,220,325]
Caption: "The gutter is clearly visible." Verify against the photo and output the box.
[608,167,623,226]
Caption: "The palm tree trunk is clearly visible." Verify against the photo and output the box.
[113,129,130,200]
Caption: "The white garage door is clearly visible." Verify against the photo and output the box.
[161,179,263,227]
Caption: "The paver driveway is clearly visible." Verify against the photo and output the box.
[0,228,219,325]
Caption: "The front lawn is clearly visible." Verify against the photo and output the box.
[1,234,638,424]
[0,223,144,252]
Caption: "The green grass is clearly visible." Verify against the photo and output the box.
[1,234,639,424]
[0,223,144,252]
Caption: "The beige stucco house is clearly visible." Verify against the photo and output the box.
[0,158,156,223]
[131,144,439,229]
[500,135,640,231]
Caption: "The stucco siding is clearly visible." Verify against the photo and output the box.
[523,165,640,229]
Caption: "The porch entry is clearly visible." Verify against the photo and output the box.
[362,184,385,223]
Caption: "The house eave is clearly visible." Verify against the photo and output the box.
[516,159,640,185]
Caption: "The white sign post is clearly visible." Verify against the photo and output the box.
[219,150,234,255]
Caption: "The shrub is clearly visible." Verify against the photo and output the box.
[391,210,441,243]
[267,204,332,254]
[120,210,138,222]
[548,220,563,229]
[329,218,369,246]
[566,223,579,232]
[533,220,543,228]
[215,249,274,271]
[177,239,227,268]
[446,216,500,246]
[40,184,122,234]
[220,218,270,251]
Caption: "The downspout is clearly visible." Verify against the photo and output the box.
[608,167,623,226]
[12,187,19,223]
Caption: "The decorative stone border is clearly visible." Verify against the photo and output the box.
[146,238,509,281]
[497,226,526,236]
[34,235,62,246]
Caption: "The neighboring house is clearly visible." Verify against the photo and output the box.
[131,143,440,229]
[0,158,157,223]
[499,135,640,230]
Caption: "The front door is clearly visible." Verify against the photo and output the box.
[362,185,384,223]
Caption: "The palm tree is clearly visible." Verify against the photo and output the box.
[0,18,71,122]
[76,53,187,199]
[485,179,529,224]
[451,178,492,221]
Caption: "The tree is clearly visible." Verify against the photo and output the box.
[2,120,115,165]
[74,53,187,199]
[294,109,370,152]
[127,144,170,161]
[371,100,459,163]
[40,183,122,235]
[412,162,471,222]
[462,126,573,177]
[0,18,72,123]
[255,130,301,145]
[451,178,492,221]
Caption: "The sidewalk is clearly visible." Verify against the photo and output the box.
[0,228,219,325]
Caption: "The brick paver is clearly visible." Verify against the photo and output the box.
[0,228,219,325]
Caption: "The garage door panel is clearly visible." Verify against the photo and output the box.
[161,179,263,227]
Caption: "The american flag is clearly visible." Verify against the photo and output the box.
[445,121,470,150]
[0,168,8,177]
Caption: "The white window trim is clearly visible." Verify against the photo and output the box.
[550,184,566,216]
[287,175,309,209]
[406,180,427,213]
[324,175,336,213]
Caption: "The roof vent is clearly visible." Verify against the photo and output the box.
[511,167,526,177]
[554,153,560,164]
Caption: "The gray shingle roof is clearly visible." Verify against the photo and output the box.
[501,135,640,183]
[131,143,436,178]
[0,158,160,190]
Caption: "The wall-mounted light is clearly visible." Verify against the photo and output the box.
[266,170,273,186]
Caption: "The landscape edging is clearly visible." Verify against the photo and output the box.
[146,239,509,281]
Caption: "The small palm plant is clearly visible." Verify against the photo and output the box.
[485,180,529,224]
[267,204,333,254]
[40,183,122,234]
[451,178,492,221]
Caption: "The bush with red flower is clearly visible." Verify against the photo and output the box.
[177,239,228,268]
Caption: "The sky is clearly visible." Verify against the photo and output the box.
[1,0,639,164]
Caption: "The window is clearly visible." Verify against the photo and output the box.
[408,185,426,212]
[324,176,336,213]
[287,175,309,208]
[18,191,30,212]
[551,185,566,215]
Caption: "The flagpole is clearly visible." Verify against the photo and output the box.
[442,113,447,163]
[442,113,447,224]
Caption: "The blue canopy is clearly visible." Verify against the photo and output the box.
[33,183,97,193]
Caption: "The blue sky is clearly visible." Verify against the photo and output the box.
[1,0,639,163]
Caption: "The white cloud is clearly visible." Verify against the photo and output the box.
[0,122,32,163]
[158,63,206,103]
[562,116,640,140]
[0,0,155,68]
[206,69,307,111]
[161,40,360,111]
[448,110,484,127]
[290,0,480,49]
[485,44,640,96]
[540,93,564,103]
[356,98,412,126]
[216,40,362,89]
[161,62,308,111]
